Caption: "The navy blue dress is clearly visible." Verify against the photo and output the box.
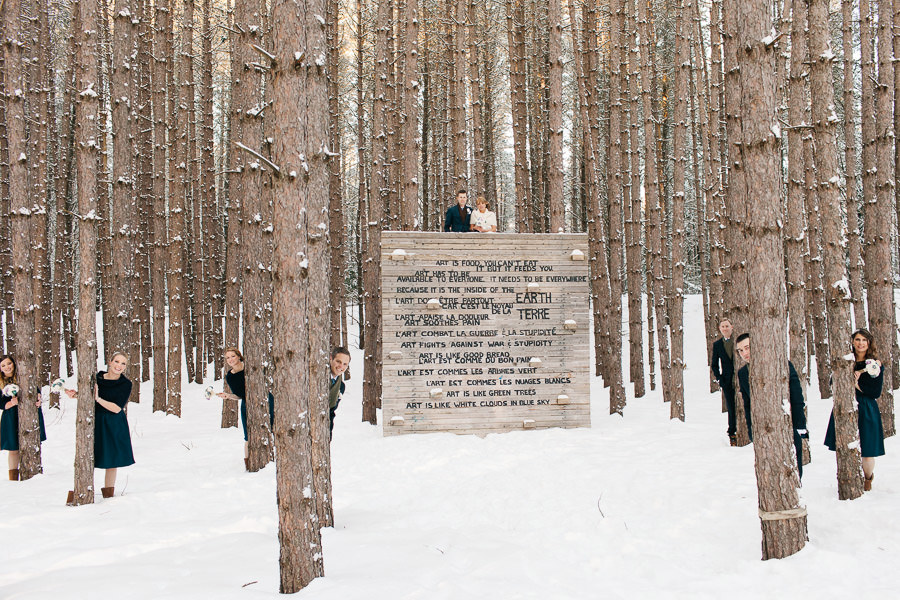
[825,361,886,458]
[225,369,274,442]
[95,372,135,469]
[0,388,47,451]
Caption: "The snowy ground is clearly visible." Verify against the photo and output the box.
[1,295,898,599]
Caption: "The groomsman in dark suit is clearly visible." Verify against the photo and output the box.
[735,333,808,478]
[710,318,737,445]
[443,189,472,232]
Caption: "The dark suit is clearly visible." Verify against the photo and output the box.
[444,204,472,232]
[328,375,345,434]
[711,337,736,436]
[738,361,807,478]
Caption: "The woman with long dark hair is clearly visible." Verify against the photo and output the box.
[824,328,886,490]
[216,347,274,470]
[0,355,47,481]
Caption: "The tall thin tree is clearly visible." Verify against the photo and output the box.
[71,0,101,505]
[269,0,328,590]
[732,0,808,558]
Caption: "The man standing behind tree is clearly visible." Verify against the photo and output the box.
[735,333,808,479]
[711,318,738,445]
[328,347,351,435]
[444,189,472,232]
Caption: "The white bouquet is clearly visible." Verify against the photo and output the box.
[865,359,881,378]
[204,385,215,400]
[2,383,20,397]
[50,378,66,394]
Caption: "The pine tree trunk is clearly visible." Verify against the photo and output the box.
[467,0,485,201]
[107,0,136,359]
[507,0,530,231]
[5,0,42,479]
[688,0,715,394]
[181,0,201,385]
[841,0,865,329]
[25,0,51,391]
[355,0,366,348]
[786,0,809,402]
[607,0,627,414]
[269,0,327,590]
[580,0,606,382]
[150,1,169,413]
[162,0,188,417]
[733,0,808,558]
[97,0,112,360]
[72,0,100,504]
[668,0,689,421]
[625,0,645,398]
[54,26,79,378]
[200,0,218,377]
[860,0,876,336]
[0,12,9,356]
[707,0,726,341]
[804,115,831,400]
[135,0,153,391]
[400,0,419,231]
[455,0,470,193]
[807,0,866,501]
[639,0,670,404]
[45,0,64,405]
[871,0,896,437]
[482,43,498,212]
[326,0,346,351]
[223,0,252,352]
[363,0,391,424]
[242,0,275,471]
[722,0,751,446]
[547,0,563,232]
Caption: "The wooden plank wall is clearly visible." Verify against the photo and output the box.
[381,232,592,435]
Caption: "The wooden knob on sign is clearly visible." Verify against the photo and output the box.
[529,357,543,367]
[429,388,443,399]
[426,298,441,311]
[389,351,402,360]
[390,248,407,261]
[390,416,405,426]
[523,419,536,429]
[564,319,577,331]
[556,394,571,405]
[570,249,585,261]
[527,281,540,292]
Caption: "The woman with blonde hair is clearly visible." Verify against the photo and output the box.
[65,351,135,497]
[470,197,498,233]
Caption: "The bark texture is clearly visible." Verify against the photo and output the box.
[269,0,328,591]
[732,0,807,558]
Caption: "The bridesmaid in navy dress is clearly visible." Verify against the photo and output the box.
[66,352,135,497]
[824,328,886,491]
[216,347,248,468]
[216,347,274,470]
[1,355,47,481]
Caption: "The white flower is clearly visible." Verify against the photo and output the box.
[865,359,881,378]
[50,378,66,393]
[2,384,20,397]
[204,386,215,400]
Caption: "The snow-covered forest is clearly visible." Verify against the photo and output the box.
[2,0,900,593]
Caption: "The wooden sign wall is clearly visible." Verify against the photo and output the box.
[381,232,591,435]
